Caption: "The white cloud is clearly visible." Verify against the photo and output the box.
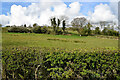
[67,2,82,16]
[0,1,118,27]
[0,1,82,26]
[89,3,117,23]
[0,15,10,26]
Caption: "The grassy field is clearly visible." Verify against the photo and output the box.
[2,32,118,50]
[2,32,120,80]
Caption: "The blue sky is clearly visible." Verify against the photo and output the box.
[2,2,109,16]
[2,2,31,15]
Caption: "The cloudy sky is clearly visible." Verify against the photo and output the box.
[0,0,119,26]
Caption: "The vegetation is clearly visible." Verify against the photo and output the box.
[2,47,120,80]
[2,33,118,50]
[4,16,119,37]
[71,17,87,36]
[1,16,119,80]
[8,26,31,33]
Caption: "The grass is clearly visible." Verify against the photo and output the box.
[2,32,118,51]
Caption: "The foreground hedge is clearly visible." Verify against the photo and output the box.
[2,48,120,80]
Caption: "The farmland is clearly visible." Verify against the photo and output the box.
[2,31,120,80]
[2,32,118,51]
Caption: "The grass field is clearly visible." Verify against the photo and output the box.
[2,32,120,80]
[2,32,118,50]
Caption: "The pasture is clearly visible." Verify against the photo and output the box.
[2,32,118,51]
[2,32,120,79]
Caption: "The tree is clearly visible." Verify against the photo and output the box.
[50,17,57,32]
[24,24,27,27]
[62,20,66,33]
[50,17,63,34]
[0,24,2,27]
[33,23,38,27]
[60,15,69,34]
[71,17,87,35]
[102,27,108,35]
[57,19,60,31]
[95,27,100,35]
[86,22,92,35]
[53,17,57,32]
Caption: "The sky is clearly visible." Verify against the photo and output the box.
[0,0,119,26]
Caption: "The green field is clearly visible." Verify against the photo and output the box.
[2,32,118,50]
[2,32,120,80]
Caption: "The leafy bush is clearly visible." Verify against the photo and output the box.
[32,26,42,33]
[8,27,31,33]
[2,47,47,80]
[32,26,48,34]
[95,27,101,35]
[102,27,119,36]
[44,50,120,79]
[2,47,120,80]
[107,30,119,36]
[56,30,63,35]
[41,26,48,33]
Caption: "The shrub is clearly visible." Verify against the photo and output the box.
[8,27,31,33]
[32,26,48,34]
[44,50,120,80]
[102,27,119,36]
[107,30,119,36]
[41,26,48,33]
[32,26,42,33]
[2,47,120,80]
[46,30,51,34]
[56,29,63,35]
[95,27,101,35]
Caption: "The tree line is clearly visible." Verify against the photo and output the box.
[3,16,119,36]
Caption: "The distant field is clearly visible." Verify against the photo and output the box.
[2,32,118,50]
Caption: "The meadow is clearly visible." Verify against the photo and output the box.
[2,31,120,80]
[2,32,118,51]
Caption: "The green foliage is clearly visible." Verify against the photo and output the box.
[44,50,120,79]
[32,26,41,33]
[2,47,46,80]
[41,26,48,33]
[102,27,119,36]
[50,17,67,35]
[95,27,101,35]
[56,29,63,35]
[2,47,120,79]
[71,17,87,35]
[33,23,38,27]
[32,26,48,34]
[51,17,57,32]
[62,20,66,33]
[8,27,31,33]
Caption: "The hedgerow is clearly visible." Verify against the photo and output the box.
[2,47,120,80]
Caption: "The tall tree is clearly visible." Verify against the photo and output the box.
[62,20,66,33]
[95,27,101,34]
[57,19,60,31]
[50,17,61,33]
[71,17,87,35]
[86,22,92,35]
[50,17,57,32]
